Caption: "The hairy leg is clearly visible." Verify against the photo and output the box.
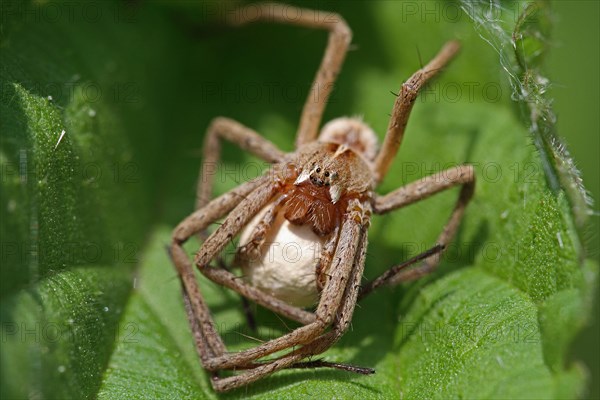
[197,116,285,210]
[315,226,340,291]
[374,41,461,182]
[235,195,286,265]
[358,244,444,300]
[227,3,352,147]
[171,175,272,359]
[371,165,475,285]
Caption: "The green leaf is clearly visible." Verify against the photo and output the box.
[1,1,597,399]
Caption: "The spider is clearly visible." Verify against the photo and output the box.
[170,3,475,392]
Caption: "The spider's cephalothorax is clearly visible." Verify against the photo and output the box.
[237,118,377,307]
[171,3,475,392]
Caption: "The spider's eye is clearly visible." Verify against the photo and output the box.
[324,171,330,177]
[316,168,321,173]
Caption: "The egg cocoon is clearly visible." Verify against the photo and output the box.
[239,207,326,308]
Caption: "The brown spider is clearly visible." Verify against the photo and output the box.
[170,3,475,392]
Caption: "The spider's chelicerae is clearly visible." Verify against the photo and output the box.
[170,3,475,392]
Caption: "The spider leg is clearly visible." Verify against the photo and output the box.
[286,360,374,375]
[373,41,461,182]
[297,210,369,353]
[215,257,258,332]
[234,195,287,266]
[367,165,475,288]
[315,226,340,291]
[179,273,221,364]
[239,296,257,332]
[227,3,352,147]
[196,116,285,211]
[172,236,226,359]
[358,244,444,300]
[174,174,265,242]
[207,200,371,392]
[193,117,287,326]
[171,174,274,360]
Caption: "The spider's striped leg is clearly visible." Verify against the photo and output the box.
[227,3,352,147]
[364,165,475,291]
[234,195,286,266]
[289,206,370,358]
[358,244,445,300]
[315,226,339,291]
[172,177,266,359]
[373,41,461,183]
[193,117,286,326]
